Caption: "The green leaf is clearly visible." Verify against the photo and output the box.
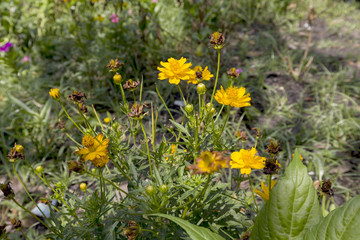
[251,149,322,240]
[169,119,191,137]
[151,213,225,240]
[305,195,360,240]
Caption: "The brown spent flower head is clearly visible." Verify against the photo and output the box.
[235,131,247,142]
[265,139,282,155]
[68,91,87,104]
[122,221,140,240]
[11,219,22,230]
[240,232,251,240]
[209,32,225,49]
[7,143,25,162]
[78,103,88,113]
[67,160,85,175]
[0,181,14,199]
[106,58,124,72]
[263,158,281,175]
[127,102,148,120]
[123,79,140,91]
[252,127,261,138]
[188,151,229,175]
[321,179,334,196]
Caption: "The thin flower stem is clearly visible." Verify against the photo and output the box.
[248,175,259,213]
[20,228,31,240]
[210,50,221,107]
[214,104,225,123]
[119,84,128,110]
[140,120,154,181]
[218,106,230,138]
[60,103,85,134]
[12,198,60,236]
[155,85,175,121]
[177,85,186,105]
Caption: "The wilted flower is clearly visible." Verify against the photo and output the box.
[67,160,85,175]
[57,119,66,130]
[75,134,110,168]
[110,14,119,23]
[106,58,124,72]
[157,57,194,85]
[263,159,281,175]
[122,221,140,240]
[188,151,229,175]
[187,66,213,85]
[0,42,13,52]
[265,139,282,155]
[214,86,251,108]
[254,180,277,201]
[127,102,148,120]
[49,88,61,101]
[68,90,87,104]
[227,68,243,78]
[320,179,334,196]
[123,79,140,91]
[209,32,225,50]
[11,219,22,230]
[230,148,266,174]
[0,181,14,199]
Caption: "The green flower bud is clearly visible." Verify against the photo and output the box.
[35,166,44,174]
[197,83,206,95]
[159,184,168,193]
[55,181,62,189]
[185,104,194,113]
[145,185,156,196]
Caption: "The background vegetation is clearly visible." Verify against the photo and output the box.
[1,0,359,238]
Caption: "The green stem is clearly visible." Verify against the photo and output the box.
[214,104,225,123]
[119,83,128,110]
[177,85,186,105]
[210,50,221,107]
[20,228,30,240]
[155,85,175,121]
[140,120,154,181]
[248,175,259,213]
[218,106,230,138]
[60,103,85,134]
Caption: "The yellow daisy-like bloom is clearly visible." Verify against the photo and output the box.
[230,148,266,174]
[49,88,61,101]
[254,180,277,201]
[188,151,229,175]
[157,57,194,85]
[214,86,251,108]
[75,134,110,168]
[187,66,214,85]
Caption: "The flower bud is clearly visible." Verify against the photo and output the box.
[210,107,216,115]
[113,73,122,85]
[49,88,61,101]
[159,184,168,193]
[35,166,44,174]
[209,32,225,50]
[80,183,87,192]
[205,102,212,111]
[15,144,24,153]
[185,104,193,113]
[145,185,156,196]
[197,83,206,95]
[104,117,110,124]
[91,168,96,173]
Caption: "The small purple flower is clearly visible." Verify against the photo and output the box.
[0,42,13,52]
[110,14,119,23]
[235,68,243,74]
[22,56,30,62]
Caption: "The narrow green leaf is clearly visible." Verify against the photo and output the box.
[169,119,191,137]
[251,149,322,240]
[151,213,225,240]
[305,195,360,240]
[7,94,40,118]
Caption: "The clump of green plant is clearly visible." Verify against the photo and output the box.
[1,30,359,240]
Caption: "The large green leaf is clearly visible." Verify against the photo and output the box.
[251,149,322,240]
[305,195,360,240]
[151,213,225,240]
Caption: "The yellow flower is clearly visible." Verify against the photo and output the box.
[214,86,251,108]
[94,15,104,22]
[188,151,229,175]
[49,88,61,101]
[230,148,265,174]
[171,144,176,154]
[187,66,214,85]
[75,134,110,168]
[254,180,277,201]
[292,153,303,161]
[157,57,194,85]
[104,117,110,124]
